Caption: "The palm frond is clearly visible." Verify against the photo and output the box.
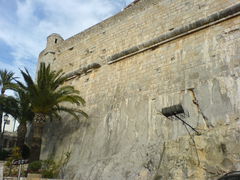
[19,62,87,121]
[52,105,88,119]
[0,69,17,94]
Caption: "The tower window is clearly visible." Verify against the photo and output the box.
[55,39,58,43]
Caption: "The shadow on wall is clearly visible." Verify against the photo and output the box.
[41,114,90,159]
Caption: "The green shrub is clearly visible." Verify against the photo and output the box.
[41,159,58,178]
[0,150,10,160]
[28,161,42,173]
[4,147,22,176]
[41,152,71,178]
[42,169,54,178]
[26,152,71,178]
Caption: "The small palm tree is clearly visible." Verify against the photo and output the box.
[0,69,16,95]
[14,88,34,149]
[18,63,87,161]
[0,69,17,133]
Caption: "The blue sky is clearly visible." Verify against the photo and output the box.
[0,0,134,78]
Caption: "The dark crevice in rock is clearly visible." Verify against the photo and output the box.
[220,143,227,155]
[44,51,56,56]
[187,88,212,128]
[68,47,74,51]
[143,159,154,172]
[154,142,165,179]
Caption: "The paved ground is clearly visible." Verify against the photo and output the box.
[0,162,3,180]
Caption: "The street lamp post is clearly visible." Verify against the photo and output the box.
[0,114,10,151]
[2,114,9,134]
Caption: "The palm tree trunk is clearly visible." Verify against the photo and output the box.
[29,113,45,162]
[0,91,5,134]
[0,111,2,133]
[0,107,3,150]
[17,122,27,149]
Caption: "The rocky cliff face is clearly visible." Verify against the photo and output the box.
[39,0,240,179]
[41,77,240,180]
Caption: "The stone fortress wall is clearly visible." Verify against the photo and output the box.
[38,0,240,179]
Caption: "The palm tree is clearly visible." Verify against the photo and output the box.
[0,69,15,95]
[17,63,87,161]
[0,69,16,133]
[14,88,34,149]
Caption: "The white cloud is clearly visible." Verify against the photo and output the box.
[0,0,134,76]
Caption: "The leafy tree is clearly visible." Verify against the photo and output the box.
[0,88,33,152]
[0,69,16,133]
[17,63,87,161]
[0,95,18,151]
[0,95,18,118]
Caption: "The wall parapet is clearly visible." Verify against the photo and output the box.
[64,63,101,80]
[107,3,240,64]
